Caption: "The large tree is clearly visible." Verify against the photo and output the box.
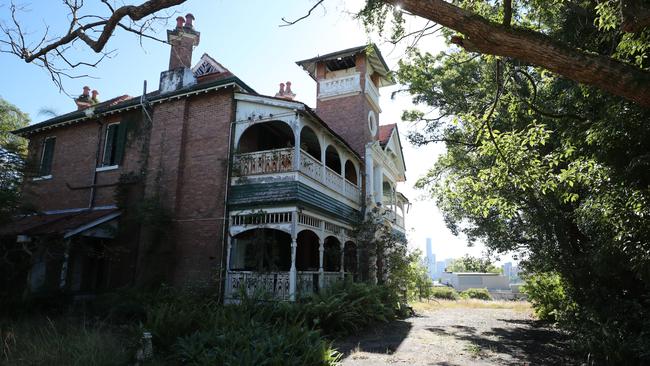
[358,0,650,363]
[0,98,30,224]
[360,0,650,107]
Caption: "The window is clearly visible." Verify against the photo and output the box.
[102,123,127,167]
[38,137,55,177]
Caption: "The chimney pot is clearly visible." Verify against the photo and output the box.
[185,13,195,28]
[175,16,185,29]
[285,81,293,94]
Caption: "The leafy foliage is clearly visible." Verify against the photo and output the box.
[522,272,575,322]
[429,286,460,300]
[0,98,30,224]
[447,254,501,273]
[370,0,650,363]
[459,288,492,301]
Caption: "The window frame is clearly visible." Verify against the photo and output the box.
[100,122,126,169]
[35,136,56,179]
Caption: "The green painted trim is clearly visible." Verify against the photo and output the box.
[229,181,360,224]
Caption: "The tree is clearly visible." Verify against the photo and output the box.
[0,0,187,90]
[447,255,501,273]
[373,1,650,362]
[0,98,30,224]
[360,0,650,107]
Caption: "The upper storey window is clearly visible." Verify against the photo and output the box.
[38,137,56,177]
[102,123,127,167]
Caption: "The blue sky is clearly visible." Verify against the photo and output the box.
[0,0,515,263]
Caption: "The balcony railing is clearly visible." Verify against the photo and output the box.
[233,148,293,176]
[234,148,361,204]
[365,77,380,110]
[227,270,346,300]
[318,73,361,99]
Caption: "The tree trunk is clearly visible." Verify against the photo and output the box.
[385,0,650,108]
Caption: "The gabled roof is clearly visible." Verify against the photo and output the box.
[296,44,394,87]
[13,76,256,136]
[378,123,396,148]
[192,53,230,78]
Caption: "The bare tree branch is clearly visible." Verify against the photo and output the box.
[280,0,325,27]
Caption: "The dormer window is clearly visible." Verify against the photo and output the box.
[101,123,126,168]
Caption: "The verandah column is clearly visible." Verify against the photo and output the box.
[290,211,298,301]
[225,234,232,298]
[318,237,324,289]
[340,241,345,280]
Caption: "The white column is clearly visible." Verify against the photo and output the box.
[293,123,301,170]
[340,241,345,279]
[320,138,327,179]
[374,165,383,204]
[365,149,374,203]
[290,237,297,301]
[318,237,324,290]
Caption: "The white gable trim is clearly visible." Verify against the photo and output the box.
[192,53,227,77]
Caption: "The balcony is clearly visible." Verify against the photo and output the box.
[318,73,361,99]
[365,77,381,112]
[233,148,361,204]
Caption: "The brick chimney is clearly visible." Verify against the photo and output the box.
[167,14,200,69]
[274,81,296,100]
[160,13,200,93]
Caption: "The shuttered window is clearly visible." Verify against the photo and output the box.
[39,137,55,176]
[102,123,127,166]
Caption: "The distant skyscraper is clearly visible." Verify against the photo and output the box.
[436,261,446,274]
[426,238,436,279]
[503,262,513,279]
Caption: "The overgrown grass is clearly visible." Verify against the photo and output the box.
[412,299,532,312]
[1,316,131,366]
[429,286,460,300]
[459,288,492,300]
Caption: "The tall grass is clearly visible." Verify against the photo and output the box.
[1,317,130,366]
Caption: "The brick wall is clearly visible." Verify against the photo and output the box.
[142,89,234,287]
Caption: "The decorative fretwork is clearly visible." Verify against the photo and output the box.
[324,221,344,235]
[227,271,290,300]
[231,211,292,226]
[298,213,322,229]
[233,148,294,176]
[193,61,219,77]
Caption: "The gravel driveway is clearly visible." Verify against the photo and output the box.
[336,302,578,366]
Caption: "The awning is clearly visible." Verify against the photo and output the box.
[0,209,121,239]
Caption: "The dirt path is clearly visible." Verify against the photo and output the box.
[336,301,578,366]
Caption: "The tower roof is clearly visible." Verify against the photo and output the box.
[296,44,394,87]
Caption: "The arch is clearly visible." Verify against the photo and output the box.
[344,160,358,185]
[325,145,342,174]
[237,121,295,153]
[323,236,342,271]
[296,230,319,271]
[344,241,358,273]
[300,126,321,161]
[230,228,291,271]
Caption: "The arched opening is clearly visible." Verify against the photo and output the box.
[238,121,294,153]
[325,145,342,174]
[300,126,321,161]
[230,228,291,271]
[296,230,319,271]
[344,160,358,185]
[344,242,357,273]
[323,236,341,271]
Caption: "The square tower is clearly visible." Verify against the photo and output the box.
[296,44,394,157]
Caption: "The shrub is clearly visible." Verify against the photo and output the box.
[459,288,492,300]
[429,286,460,300]
[522,272,575,322]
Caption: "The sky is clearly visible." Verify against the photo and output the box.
[0,0,516,264]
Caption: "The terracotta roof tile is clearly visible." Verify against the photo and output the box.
[378,123,396,147]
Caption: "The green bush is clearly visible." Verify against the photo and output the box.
[522,272,575,322]
[459,288,492,300]
[429,286,460,300]
[174,322,340,366]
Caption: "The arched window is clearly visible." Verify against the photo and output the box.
[230,229,291,271]
[296,230,320,271]
[323,236,341,271]
[344,160,358,185]
[325,145,341,174]
[300,126,321,161]
[238,121,294,153]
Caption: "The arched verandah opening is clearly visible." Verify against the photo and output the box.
[344,160,358,185]
[323,236,341,272]
[229,228,291,272]
[300,126,321,161]
[237,121,294,153]
[325,145,342,174]
[296,230,319,271]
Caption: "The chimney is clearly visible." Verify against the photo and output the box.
[167,13,200,70]
[275,81,296,100]
[160,13,200,93]
[75,86,93,110]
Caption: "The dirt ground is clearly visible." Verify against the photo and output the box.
[336,300,578,366]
